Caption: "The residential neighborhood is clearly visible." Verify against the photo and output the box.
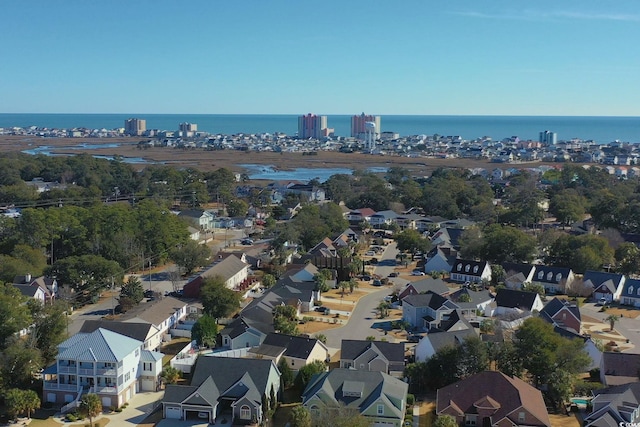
[1,150,640,427]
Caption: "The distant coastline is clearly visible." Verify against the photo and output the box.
[1,113,639,143]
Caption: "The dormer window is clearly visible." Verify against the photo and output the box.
[465,265,470,273]
[629,286,634,295]
[457,263,463,271]
[556,273,562,282]
[547,272,553,281]
[473,266,479,273]
[538,271,544,279]
[637,288,640,296]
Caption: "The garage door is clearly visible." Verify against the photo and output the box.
[165,406,182,419]
[101,397,111,408]
[141,378,155,391]
[373,422,395,427]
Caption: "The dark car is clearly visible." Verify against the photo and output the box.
[388,272,399,277]
[361,275,372,281]
[315,306,330,314]
[241,239,254,245]
[144,289,154,298]
[373,279,382,286]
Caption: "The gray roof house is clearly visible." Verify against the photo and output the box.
[402,291,459,330]
[247,333,329,371]
[584,383,640,427]
[398,278,450,301]
[582,271,626,303]
[531,265,575,294]
[43,328,163,411]
[302,369,408,427]
[79,319,162,351]
[162,357,281,424]
[446,288,494,317]
[600,352,640,386]
[619,279,640,307]
[490,289,544,317]
[414,311,477,361]
[340,340,405,377]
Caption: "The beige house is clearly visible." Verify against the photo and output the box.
[247,333,329,371]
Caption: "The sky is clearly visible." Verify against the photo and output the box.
[1,0,639,116]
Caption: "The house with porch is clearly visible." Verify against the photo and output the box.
[247,333,329,371]
[583,383,640,427]
[501,262,536,289]
[619,279,640,307]
[531,265,575,294]
[398,278,450,301]
[402,291,459,330]
[118,296,188,339]
[79,319,162,352]
[43,328,163,411]
[302,369,408,427]
[12,274,57,304]
[489,289,544,317]
[162,357,280,424]
[449,259,492,284]
[183,255,250,297]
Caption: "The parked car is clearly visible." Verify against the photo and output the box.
[411,270,425,276]
[373,279,382,286]
[365,250,376,256]
[361,275,372,281]
[388,272,399,277]
[315,306,330,314]
[241,239,254,245]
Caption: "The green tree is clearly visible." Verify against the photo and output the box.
[311,402,370,427]
[278,357,295,389]
[396,229,429,255]
[546,234,614,273]
[80,393,102,427]
[0,284,32,349]
[434,415,458,427]
[191,314,218,348]
[348,279,358,294]
[615,242,640,275]
[295,360,326,390]
[313,269,333,293]
[273,305,299,336]
[0,339,43,390]
[160,366,182,385]
[549,190,587,226]
[314,334,327,344]
[522,282,545,296]
[606,314,619,331]
[22,389,41,419]
[480,224,537,264]
[338,281,350,295]
[290,405,312,427]
[119,275,144,312]
[28,300,68,363]
[4,388,26,420]
[262,273,276,289]
[227,199,249,217]
[456,336,489,379]
[170,240,211,276]
[200,276,241,319]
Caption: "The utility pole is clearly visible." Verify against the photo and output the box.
[148,259,152,293]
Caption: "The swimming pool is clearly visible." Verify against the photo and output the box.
[571,398,591,405]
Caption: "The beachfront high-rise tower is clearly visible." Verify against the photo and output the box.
[539,130,557,145]
[124,118,146,136]
[351,113,381,140]
[298,114,332,139]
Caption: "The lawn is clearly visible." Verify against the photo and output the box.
[161,337,192,366]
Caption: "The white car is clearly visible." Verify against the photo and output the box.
[365,250,376,256]
[411,270,426,276]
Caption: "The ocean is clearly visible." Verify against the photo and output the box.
[0,113,639,144]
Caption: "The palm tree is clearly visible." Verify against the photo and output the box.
[606,314,620,331]
[160,366,182,385]
[80,393,102,427]
[23,390,41,419]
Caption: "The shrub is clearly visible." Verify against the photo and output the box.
[66,414,77,422]
[115,407,123,413]
[407,394,415,406]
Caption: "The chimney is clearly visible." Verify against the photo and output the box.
[25,273,32,283]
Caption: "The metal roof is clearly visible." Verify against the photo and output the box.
[57,328,142,362]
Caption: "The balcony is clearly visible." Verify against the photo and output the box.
[96,367,118,376]
[58,365,76,374]
[94,386,117,394]
[78,368,94,376]
[44,382,79,391]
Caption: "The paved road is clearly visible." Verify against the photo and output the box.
[580,301,640,351]
[322,242,403,348]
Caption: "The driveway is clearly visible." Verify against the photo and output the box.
[580,301,640,351]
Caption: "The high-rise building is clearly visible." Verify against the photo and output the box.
[179,122,198,132]
[124,118,146,136]
[298,114,331,139]
[351,113,381,139]
[539,130,557,145]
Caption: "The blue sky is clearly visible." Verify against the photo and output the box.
[1,0,639,115]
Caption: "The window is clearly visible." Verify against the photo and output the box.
[538,271,544,279]
[377,405,384,415]
[629,286,634,295]
[240,405,251,420]
[556,273,562,282]
[547,272,553,281]
[143,363,152,371]
[310,405,320,416]
[135,348,139,357]
[457,263,463,271]
[465,415,477,426]
[473,266,478,273]
[518,412,525,422]
[124,372,130,382]
[465,265,470,272]
[637,288,640,296]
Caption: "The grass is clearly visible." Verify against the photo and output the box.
[416,401,435,427]
[160,337,192,366]
[548,412,581,427]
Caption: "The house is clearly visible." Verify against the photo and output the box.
[539,297,581,335]
[446,288,493,317]
[489,289,544,317]
[162,357,281,424]
[395,213,425,230]
[449,259,492,284]
[183,255,250,298]
[247,333,329,371]
[79,319,163,352]
[402,291,459,330]
[414,313,477,361]
[302,369,408,427]
[12,274,57,304]
[219,316,274,350]
[369,210,398,228]
[398,278,450,301]
[582,271,626,303]
[340,339,405,377]
[43,328,163,410]
[619,279,640,307]
[436,371,551,427]
[600,352,640,386]
[583,383,640,427]
[178,209,216,230]
[118,296,188,339]
[423,248,454,274]
[531,265,575,294]
[346,208,376,224]
[501,262,536,289]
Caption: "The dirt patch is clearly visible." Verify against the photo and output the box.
[549,412,581,427]
[601,306,640,319]
[298,318,342,335]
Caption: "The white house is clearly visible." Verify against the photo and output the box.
[43,328,163,411]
